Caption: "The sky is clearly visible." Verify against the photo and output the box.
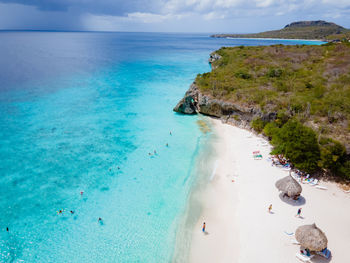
[0,0,349,32]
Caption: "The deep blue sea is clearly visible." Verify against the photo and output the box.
[0,32,324,262]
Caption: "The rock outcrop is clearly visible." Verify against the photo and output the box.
[173,83,277,126]
[208,53,221,70]
[174,51,277,128]
[173,84,198,114]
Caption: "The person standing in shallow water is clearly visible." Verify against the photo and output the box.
[202,222,206,233]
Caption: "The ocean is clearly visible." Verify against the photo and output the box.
[0,32,324,262]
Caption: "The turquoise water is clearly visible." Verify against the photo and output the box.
[0,32,324,262]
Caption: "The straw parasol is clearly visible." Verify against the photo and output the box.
[275,175,302,198]
[295,223,328,251]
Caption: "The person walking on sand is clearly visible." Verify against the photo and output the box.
[202,222,206,233]
[268,204,272,213]
[296,208,302,217]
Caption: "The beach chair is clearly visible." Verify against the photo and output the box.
[296,252,314,262]
[308,179,318,186]
[316,248,331,259]
[291,238,300,245]
[316,185,327,190]
[253,151,263,159]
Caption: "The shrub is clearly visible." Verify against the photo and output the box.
[271,120,320,172]
[267,68,283,78]
[263,122,279,138]
[305,82,314,89]
[338,160,350,179]
[275,111,289,127]
[319,137,346,172]
[235,71,251,79]
[251,118,267,133]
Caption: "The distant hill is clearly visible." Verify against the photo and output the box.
[211,20,350,41]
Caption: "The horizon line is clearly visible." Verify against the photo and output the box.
[0,29,251,34]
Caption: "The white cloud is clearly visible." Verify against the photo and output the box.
[1,0,350,32]
[255,0,275,8]
[163,0,244,14]
[322,0,350,8]
[203,11,226,20]
[128,12,171,23]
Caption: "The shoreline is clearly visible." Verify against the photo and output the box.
[224,37,326,42]
[209,36,327,42]
[171,117,219,262]
[179,117,350,263]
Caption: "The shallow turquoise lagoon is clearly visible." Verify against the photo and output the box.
[0,32,324,262]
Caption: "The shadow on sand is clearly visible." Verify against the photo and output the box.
[311,254,332,263]
[279,193,306,206]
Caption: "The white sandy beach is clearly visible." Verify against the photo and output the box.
[188,118,350,263]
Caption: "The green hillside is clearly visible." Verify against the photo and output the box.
[212,21,350,41]
[196,42,350,177]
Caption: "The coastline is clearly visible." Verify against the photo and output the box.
[179,117,350,263]
[171,117,219,262]
[224,37,326,42]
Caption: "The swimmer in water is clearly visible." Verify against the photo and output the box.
[98,217,102,222]
[166,143,168,147]
[80,191,84,196]
[70,210,75,214]
[170,131,172,135]
[154,150,157,154]
[6,227,9,232]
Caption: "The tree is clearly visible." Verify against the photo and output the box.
[271,120,320,172]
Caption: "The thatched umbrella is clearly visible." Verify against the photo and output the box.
[295,223,328,251]
[275,175,302,198]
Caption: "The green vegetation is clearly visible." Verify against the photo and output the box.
[211,20,350,41]
[261,119,349,177]
[267,120,320,173]
[251,118,267,133]
[196,42,350,178]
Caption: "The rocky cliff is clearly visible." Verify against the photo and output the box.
[174,51,278,126]
[173,83,277,128]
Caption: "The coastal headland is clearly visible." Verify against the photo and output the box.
[210,20,350,42]
[173,41,350,262]
[174,43,350,178]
